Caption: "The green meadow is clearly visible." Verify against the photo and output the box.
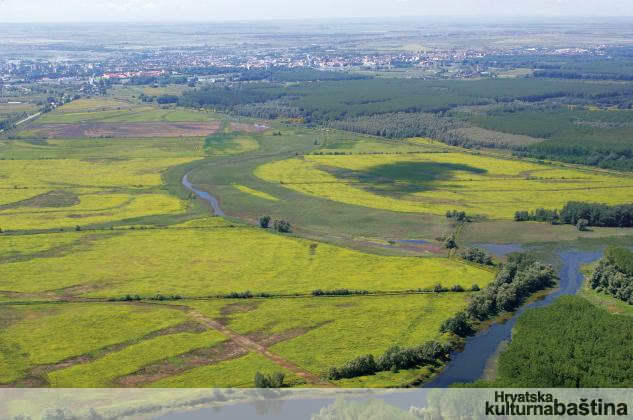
[2,84,632,389]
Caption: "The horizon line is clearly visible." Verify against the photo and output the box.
[2,14,633,24]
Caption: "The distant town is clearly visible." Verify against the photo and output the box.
[0,44,605,88]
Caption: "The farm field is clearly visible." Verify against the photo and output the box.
[0,222,493,298]
[0,157,193,230]
[255,149,633,219]
[0,90,496,388]
[0,292,472,387]
[2,81,633,391]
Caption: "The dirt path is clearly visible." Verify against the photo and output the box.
[184,308,333,387]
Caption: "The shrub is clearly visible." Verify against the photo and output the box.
[259,215,271,228]
[439,312,474,337]
[273,219,292,233]
[254,371,285,388]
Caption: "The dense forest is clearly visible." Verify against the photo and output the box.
[479,296,633,387]
[177,76,633,169]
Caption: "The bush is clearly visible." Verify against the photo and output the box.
[259,215,271,228]
[439,312,474,337]
[444,235,458,249]
[254,371,285,388]
[273,219,292,233]
[460,247,493,265]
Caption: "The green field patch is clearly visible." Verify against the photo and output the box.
[203,131,259,155]
[0,191,186,231]
[0,225,493,296]
[147,352,298,388]
[0,303,189,384]
[257,151,633,219]
[0,190,79,211]
[190,293,468,379]
[46,330,226,387]
[232,184,280,201]
[37,104,219,124]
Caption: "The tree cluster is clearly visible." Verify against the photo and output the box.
[590,247,633,304]
[560,201,633,228]
[514,208,560,224]
[459,247,494,266]
[445,210,470,222]
[273,219,292,233]
[515,201,633,228]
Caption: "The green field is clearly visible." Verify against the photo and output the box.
[255,148,633,219]
[2,82,633,390]
[0,224,492,297]
[0,90,497,388]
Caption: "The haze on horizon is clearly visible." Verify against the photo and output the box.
[0,0,632,22]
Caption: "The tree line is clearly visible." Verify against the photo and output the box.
[326,341,450,380]
[440,254,558,337]
[515,201,633,228]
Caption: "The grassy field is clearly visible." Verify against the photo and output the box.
[256,149,633,219]
[0,158,193,230]
[147,353,299,388]
[0,303,191,384]
[47,330,227,387]
[3,83,633,390]
[0,224,493,297]
[198,293,469,376]
[0,91,497,388]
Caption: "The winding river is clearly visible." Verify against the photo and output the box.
[425,246,603,387]
[182,172,225,217]
[180,173,604,388]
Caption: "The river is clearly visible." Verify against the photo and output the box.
[182,172,225,217]
[179,173,604,388]
[424,246,603,387]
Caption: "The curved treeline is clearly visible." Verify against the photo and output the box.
[441,254,558,336]
[326,341,450,380]
[590,247,633,304]
[515,201,633,228]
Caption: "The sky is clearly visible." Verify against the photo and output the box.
[0,0,632,22]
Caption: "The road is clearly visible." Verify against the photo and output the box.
[0,112,41,134]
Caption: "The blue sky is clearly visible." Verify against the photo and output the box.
[0,0,632,22]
